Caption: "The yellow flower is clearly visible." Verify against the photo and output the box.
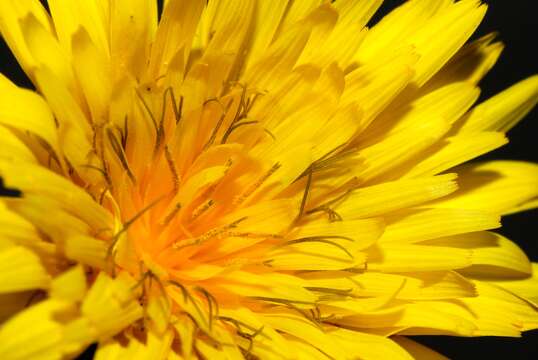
[0,0,537,359]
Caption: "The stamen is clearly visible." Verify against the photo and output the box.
[304,287,353,297]
[263,128,277,141]
[217,316,267,354]
[136,90,159,134]
[277,237,354,260]
[247,296,314,306]
[216,316,268,339]
[220,85,248,143]
[98,187,109,205]
[154,88,177,156]
[248,296,323,330]
[35,136,63,170]
[122,115,129,149]
[227,231,283,239]
[164,145,180,194]
[233,162,281,205]
[181,312,225,347]
[203,98,234,151]
[295,166,313,222]
[220,120,258,144]
[106,196,165,267]
[161,202,182,226]
[172,217,247,250]
[65,157,75,176]
[131,267,172,315]
[190,199,215,222]
[306,188,354,221]
[101,159,113,189]
[176,95,184,124]
[80,164,108,179]
[166,281,210,329]
[106,128,137,183]
[163,87,183,125]
[194,287,219,330]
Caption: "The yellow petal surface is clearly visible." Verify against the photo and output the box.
[0,245,50,293]
[335,174,458,219]
[368,243,472,272]
[393,336,450,360]
[456,75,538,134]
[428,232,532,278]
[431,161,538,215]
[0,300,71,360]
[379,208,500,243]
[94,328,174,360]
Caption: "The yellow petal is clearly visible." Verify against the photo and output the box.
[408,1,487,85]
[48,0,109,56]
[489,263,538,304]
[7,194,92,242]
[311,102,363,160]
[148,0,203,79]
[266,242,365,271]
[0,201,41,246]
[218,307,292,360]
[0,161,112,230]
[335,174,458,219]
[342,271,476,300]
[456,75,538,134]
[195,324,243,359]
[147,293,172,335]
[402,131,508,178]
[217,271,316,305]
[109,0,158,78]
[276,0,323,36]
[243,23,310,92]
[356,0,449,63]
[318,0,382,69]
[81,272,143,340]
[71,27,111,124]
[292,218,384,250]
[0,0,52,81]
[355,117,451,182]
[330,329,415,360]
[393,336,450,360]
[260,313,347,359]
[33,66,93,169]
[342,48,418,128]
[0,299,71,360]
[0,75,60,154]
[335,303,477,337]
[428,232,532,278]
[425,33,503,90]
[368,243,472,272]
[95,328,174,360]
[357,0,486,85]
[430,161,538,215]
[379,208,500,243]
[363,82,480,143]
[0,126,37,163]
[0,245,50,293]
[172,314,195,359]
[50,265,87,302]
[19,12,75,91]
[197,0,254,95]
[457,281,538,335]
[243,0,289,69]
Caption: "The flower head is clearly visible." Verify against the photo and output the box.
[1,0,538,359]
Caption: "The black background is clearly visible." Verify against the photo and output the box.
[1,1,537,359]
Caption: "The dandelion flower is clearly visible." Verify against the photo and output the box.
[1,0,538,359]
